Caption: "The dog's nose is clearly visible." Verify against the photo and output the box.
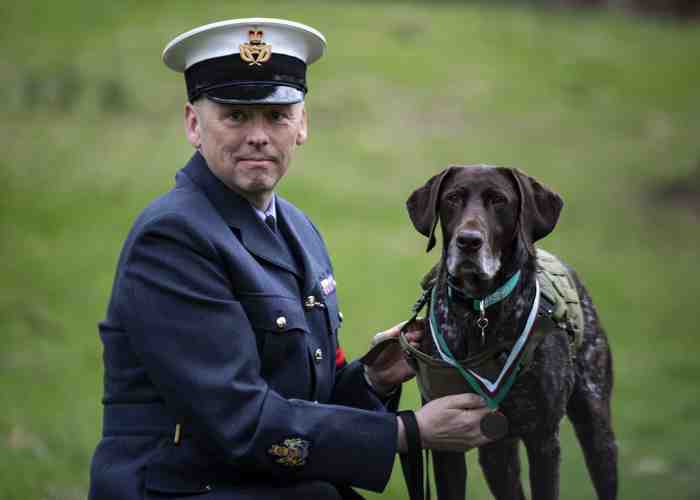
[456,230,484,251]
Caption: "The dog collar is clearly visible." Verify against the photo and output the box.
[447,270,522,312]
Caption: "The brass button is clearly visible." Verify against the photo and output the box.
[304,296,316,309]
[276,316,287,330]
[338,311,344,321]
[314,348,323,362]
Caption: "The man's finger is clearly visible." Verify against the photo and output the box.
[404,329,423,340]
[404,318,425,334]
[466,407,492,421]
[438,393,488,410]
[370,330,397,346]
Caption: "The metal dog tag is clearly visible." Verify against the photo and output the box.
[480,410,508,440]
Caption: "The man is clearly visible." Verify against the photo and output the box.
[89,18,491,500]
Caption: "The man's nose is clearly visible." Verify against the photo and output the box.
[246,119,269,147]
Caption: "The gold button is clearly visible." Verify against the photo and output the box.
[304,296,316,309]
[338,311,344,321]
[314,348,323,362]
[276,316,287,330]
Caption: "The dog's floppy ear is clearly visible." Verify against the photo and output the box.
[406,166,458,252]
[507,168,564,256]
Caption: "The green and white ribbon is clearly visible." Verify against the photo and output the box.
[429,279,540,410]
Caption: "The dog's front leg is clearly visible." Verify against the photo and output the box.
[523,431,561,500]
[432,450,466,500]
[479,439,526,500]
[519,329,573,500]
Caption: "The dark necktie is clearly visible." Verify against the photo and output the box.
[265,214,276,233]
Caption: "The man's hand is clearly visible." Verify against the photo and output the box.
[364,319,424,395]
[397,393,493,453]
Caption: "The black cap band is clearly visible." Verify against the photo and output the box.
[185,53,307,103]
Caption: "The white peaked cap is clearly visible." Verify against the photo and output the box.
[162,18,327,104]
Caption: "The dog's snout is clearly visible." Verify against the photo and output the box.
[455,229,484,252]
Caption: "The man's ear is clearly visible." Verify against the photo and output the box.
[406,166,458,252]
[505,168,564,256]
[296,106,308,146]
[185,102,201,149]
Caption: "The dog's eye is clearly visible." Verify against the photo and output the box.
[489,194,508,206]
[443,192,462,206]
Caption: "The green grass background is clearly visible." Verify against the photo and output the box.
[1,1,699,499]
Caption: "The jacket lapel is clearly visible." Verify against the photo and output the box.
[179,153,301,277]
[276,197,325,295]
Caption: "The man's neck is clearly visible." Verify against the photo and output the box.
[246,191,274,212]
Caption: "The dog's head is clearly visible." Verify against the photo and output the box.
[406,165,563,296]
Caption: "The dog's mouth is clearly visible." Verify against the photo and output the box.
[451,262,494,284]
[446,245,502,294]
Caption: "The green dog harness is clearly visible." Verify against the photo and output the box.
[535,248,584,348]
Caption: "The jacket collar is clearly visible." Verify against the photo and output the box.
[177,152,302,278]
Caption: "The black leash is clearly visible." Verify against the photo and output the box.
[397,410,430,500]
[396,290,432,500]
[360,289,433,499]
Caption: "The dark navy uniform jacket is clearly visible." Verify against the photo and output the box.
[89,153,398,500]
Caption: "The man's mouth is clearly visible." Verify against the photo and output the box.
[239,157,274,163]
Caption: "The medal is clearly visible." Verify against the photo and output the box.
[480,410,508,440]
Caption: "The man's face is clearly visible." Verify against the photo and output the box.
[185,98,308,208]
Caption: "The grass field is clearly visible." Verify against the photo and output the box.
[1,1,699,499]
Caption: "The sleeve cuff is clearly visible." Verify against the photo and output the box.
[362,365,399,400]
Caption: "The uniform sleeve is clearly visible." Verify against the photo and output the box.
[119,214,397,491]
[332,358,403,413]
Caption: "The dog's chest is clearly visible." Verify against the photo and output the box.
[500,330,576,436]
[433,287,576,437]
[433,291,527,362]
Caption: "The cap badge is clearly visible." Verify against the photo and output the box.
[240,28,272,66]
[268,437,310,467]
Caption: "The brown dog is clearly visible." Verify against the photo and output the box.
[406,165,617,500]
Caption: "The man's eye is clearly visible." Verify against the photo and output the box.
[269,110,287,121]
[228,110,246,121]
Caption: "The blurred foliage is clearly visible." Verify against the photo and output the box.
[1,1,699,499]
[411,0,700,19]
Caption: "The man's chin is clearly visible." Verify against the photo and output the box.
[238,173,279,193]
[244,180,275,193]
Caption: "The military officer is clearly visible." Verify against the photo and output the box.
[88,18,492,500]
